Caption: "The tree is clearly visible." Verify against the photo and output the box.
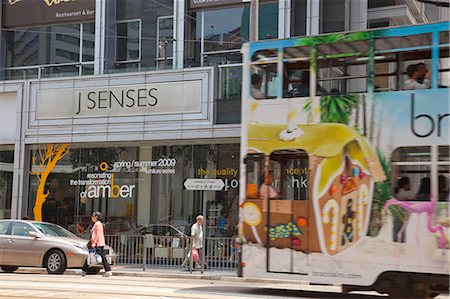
[30,144,69,221]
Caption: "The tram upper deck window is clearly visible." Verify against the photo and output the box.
[283,47,310,98]
[316,41,369,95]
[374,34,434,91]
[251,49,278,100]
[439,31,450,88]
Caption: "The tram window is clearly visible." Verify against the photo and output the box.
[284,62,310,98]
[314,39,369,95]
[439,49,450,88]
[282,157,308,200]
[440,31,449,45]
[374,50,432,91]
[245,154,264,199]
[252,49,278,63]
[263,158,281,200]
[374,54,398,92]
[283,47,310,98]
[391,165,431,201]
[269,150,308,200]
[317,56,368,95]
[251,65,278,99]
[438,166,449,202]
[392,146,431,162]
[375,34,432,51]
[439,146,449,162]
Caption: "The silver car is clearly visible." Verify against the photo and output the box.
[0,220,115,274]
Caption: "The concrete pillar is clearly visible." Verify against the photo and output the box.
[307,0,320,35]
[137,146,152,225]
[174,0,185,69]
[350,0,368,31]
[279,0,291,39]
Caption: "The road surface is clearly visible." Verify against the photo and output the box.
[0,272,449,298]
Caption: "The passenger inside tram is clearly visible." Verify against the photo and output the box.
[251,73,266,99]
[260,170,280,199]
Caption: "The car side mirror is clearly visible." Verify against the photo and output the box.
[28,231,39,238]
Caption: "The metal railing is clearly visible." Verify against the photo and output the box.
[104,234,237,272]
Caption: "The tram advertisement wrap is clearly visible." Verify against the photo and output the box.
[241,89,449,285]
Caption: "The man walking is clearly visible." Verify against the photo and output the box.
[183,215,204,270]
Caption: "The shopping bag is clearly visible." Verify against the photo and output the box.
[87,249,102,266]
[192,248,199,262]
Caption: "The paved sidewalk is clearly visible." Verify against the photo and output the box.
[16,266,311,285]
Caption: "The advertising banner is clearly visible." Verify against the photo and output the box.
[3,0,95,28]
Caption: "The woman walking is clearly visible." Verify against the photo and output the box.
[77,211,112,277]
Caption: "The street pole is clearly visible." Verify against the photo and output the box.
[201,190,206,274]
[250,0,259,42]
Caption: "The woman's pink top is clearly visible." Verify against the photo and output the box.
[260,184,280,199]
[91,221,106,247]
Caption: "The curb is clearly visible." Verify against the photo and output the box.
[15,267,314,286]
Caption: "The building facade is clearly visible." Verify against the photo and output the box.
[0,0,448,238]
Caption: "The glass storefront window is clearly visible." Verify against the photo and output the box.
[82,22,95,62]
[259,1,278,40]
[186,5,249,67]
[113,0,173,72]
[291,0,307,37]
[0,147,14,219]
[203,7,249,53]
[320,0,346,34]
[27,143,239,238]
[6,23,94,67]
[116,20,141,62]
[5,22,95,80]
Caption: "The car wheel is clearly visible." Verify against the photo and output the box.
[1,266,19,273]
[45,250,66,274]
[85,267,101,275]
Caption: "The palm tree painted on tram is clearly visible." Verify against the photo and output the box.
[296,31,373,128]
[304,94,360,125]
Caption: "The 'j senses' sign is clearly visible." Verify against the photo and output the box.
[36,81,202,119]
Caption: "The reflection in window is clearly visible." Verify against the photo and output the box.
[203,7,249,53]
[5,23,95,80]
[291,0,307,37]
[320,0,345,34]
[259,2,278,40]
[156,16,174,70]
[219,65,242,100]
[6,24,92,67]
[114,0,173,72]
[27,143,240,238]
[116,20,141,62]
[282,156,308,200]
[11,222,34,236]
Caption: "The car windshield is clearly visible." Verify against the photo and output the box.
[33,222,77,238]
